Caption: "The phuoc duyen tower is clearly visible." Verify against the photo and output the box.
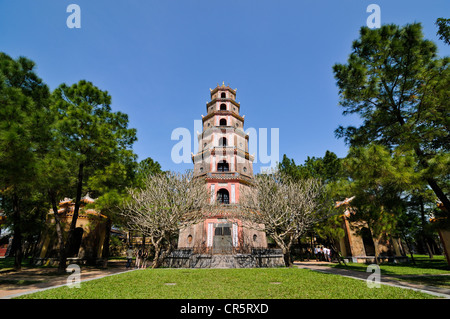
[166,83,284,268]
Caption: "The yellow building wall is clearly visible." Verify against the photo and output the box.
[438,228,450,265]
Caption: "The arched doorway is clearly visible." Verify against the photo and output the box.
[68,227,84,257]
[213,222,233,254]
[361,227,376,256]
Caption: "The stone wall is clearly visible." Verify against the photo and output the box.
[163,249,285,269]
[438,228,450,265]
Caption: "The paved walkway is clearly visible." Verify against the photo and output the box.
[294,261,450,299]
[0,260,135,299]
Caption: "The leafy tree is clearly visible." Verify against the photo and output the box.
[436,18,450,45]
[51,80,137,270]
[278,155,305,181]
[87,151,139,267]
[342,144,417,263]
[333,23,450,215]
[121,171,209,268]
[0,53,51,270]
[96,156,162,260]
[240,171,331,266]
[313,213,346,262]
[403,188,440,259]
[134,157,163,188]
[279,152,345,259]
[279,151,342,183]
[42,155,77,272]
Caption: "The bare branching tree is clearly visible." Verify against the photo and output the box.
[120,170,209,268]
[239,170,333,266]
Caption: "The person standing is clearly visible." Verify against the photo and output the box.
[324,247,330,262]
[135,249,142,269]
[141,249,148,269]
[126,246,134,269]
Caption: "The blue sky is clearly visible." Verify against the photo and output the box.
[1,0,449,173]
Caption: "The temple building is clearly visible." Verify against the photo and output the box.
[35,194,109,266]
[0,211,8,258]
[433,203,450,265]
[333,197,407,263]
[166,83,284,268]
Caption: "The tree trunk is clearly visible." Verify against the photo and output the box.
[101,217,112,268]
[271,234,292,267]
[11,194,23,271]
[151,235,173,269]
[330,240,343,265]
[413,147,450,215]
[402,233,416,265]
[152,245,161,269]
[65,162,84,259]
[280,241,292,267]
[394,113,450,215]
[157,246,173,269]
[50,192,67,274]
[283,249,291,267]
[297,237,304,261]
[28,234,39,265]
[151,236,163,269]
[368,226,379,265]
[373,241,380,265]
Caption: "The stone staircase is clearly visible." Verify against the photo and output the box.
[210,255,236,268]
[163,249,285,268]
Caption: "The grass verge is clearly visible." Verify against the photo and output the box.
[17,267,438,299]
[330,254,450,289]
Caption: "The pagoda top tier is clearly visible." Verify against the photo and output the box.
[209,82,237,100]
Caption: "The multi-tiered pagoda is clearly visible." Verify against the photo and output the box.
[177,83,268,256]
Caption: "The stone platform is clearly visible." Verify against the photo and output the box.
[163,248,285,268]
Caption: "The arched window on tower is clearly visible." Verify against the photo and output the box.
[219,137,227,146]
[221,92,226,98]
[220,103,227,111]
[217,160,229,172]
[219,119,227,126]
[217,188,230,204]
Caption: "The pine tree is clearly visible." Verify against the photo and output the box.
[333,23,449,215]
[0,53,51,270]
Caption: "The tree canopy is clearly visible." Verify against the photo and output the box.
[333,22,449,215]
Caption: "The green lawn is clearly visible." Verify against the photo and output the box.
[330,255,450,288]
[17,267,438,299]
[0,257,29,272]
[0,257,55,272]
[332,255,450,276]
